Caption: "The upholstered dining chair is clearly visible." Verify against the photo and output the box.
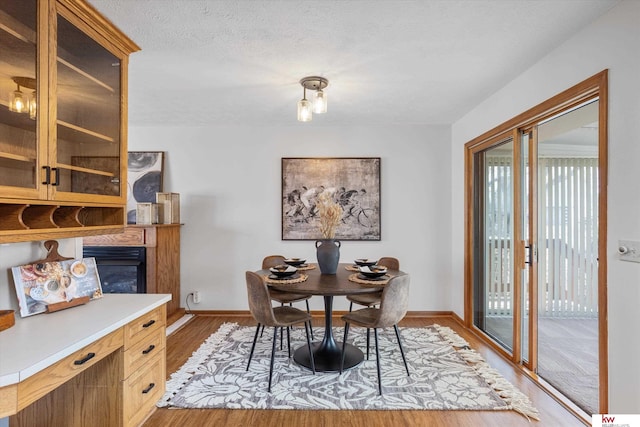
[340,274,410,395]
[346,256,399,313]
[245,271,315,392]
[261,255,313,340]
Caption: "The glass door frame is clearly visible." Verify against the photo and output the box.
[464,70,608,416]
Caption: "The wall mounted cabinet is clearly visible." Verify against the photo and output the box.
[0,0,139,243]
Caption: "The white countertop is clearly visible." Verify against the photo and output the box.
[0,293,171,387]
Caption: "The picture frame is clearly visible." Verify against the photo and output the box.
[127,151,164,223]
[282,157,381,240]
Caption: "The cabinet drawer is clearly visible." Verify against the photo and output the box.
[123,353,165,427]
[17,328,123,411]
[124,305,166,348]
[124,327,166,378]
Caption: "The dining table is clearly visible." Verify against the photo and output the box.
[259,262,406,372]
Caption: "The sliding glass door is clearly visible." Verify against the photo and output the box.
[473,139,515,351]
[534,100,599,414]
[465,71,607,417]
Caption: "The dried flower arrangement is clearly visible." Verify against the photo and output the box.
[316,191,343,239]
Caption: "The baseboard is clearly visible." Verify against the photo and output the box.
[188,309,458,318]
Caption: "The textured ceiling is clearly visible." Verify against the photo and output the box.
[88,0,618,127]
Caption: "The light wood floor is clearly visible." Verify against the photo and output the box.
[143,314,587,427]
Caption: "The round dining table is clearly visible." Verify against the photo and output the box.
[259,262,405,372]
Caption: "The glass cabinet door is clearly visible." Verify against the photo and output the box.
[54,12,122,199]
[0,0,40,197]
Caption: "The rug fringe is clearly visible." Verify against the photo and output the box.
[157,322,239,407]
[433,324,541,421]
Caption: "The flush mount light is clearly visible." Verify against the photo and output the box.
[297,76,328,122]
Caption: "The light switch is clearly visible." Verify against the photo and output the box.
[618,240,640,263]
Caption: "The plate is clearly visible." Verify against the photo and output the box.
[354,258,376,267]
[269,265,297,277]
[358,265,388,278]
[284,258,306,266]
[357,273,387,281]
[70,260,88,278]
[269,273,300,280]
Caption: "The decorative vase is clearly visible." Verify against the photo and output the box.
[315,239,341,274]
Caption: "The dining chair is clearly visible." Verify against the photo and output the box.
[346,257,400,359]
[346,256,399,313]
[262,255,313,340]
[340,274,410,395]
[245,271,315,392]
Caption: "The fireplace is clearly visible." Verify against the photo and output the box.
[83,246,146,294]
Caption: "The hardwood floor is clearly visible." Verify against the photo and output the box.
[143,314,587,427]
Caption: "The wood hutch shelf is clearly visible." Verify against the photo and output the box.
[0,0,139,243]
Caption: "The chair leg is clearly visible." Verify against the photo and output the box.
[286,325,291,358]
[260,324,265,338]
[348,301,353,312]
[268,326,278,392]
[374,328,382,395]
[305,299,314,340]
[247,323,261,371]
[394,324,410,376]
[340,322,350,374]
[304,321,316,374]
[366,328,370,360]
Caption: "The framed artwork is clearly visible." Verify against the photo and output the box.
[127,151,164,223]
[11,258,103,317]
[71,156,120,196]
[282,157,381,240]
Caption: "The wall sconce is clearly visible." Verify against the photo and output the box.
[8,77,36,119]
[297,76,328,122]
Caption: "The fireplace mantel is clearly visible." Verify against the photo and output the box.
[83,224,183,325]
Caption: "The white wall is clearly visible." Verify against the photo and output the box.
[450,0,640,413]
[127,124,452,313]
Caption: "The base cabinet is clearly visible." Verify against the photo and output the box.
[8,304,167,427]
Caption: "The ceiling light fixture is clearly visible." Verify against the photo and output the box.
[297,76,328,122]
[9,77,36,119]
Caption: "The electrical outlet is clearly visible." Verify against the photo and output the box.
[192,290,201,304]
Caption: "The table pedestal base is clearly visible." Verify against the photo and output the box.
[294,341,363,372]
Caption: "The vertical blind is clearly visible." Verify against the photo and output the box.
[484,156,598,317]
[538,157,599,317]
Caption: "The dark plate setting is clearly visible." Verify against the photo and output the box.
[269,273,300,280]
[354,258,377,267]
[358,265,388,278]
[357,273,387,281]
[284,258,306,266]
[269,265,297,277]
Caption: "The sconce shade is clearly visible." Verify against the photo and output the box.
[297,98,312,122]
[29,91,37,120]
[9,87,26,113]
[313,89,327,114]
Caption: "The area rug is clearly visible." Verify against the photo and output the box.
[158,322,539,420]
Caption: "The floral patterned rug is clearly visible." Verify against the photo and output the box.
[158,322,539,419]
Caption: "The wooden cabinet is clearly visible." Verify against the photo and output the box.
[122,305,166,427]
[0,0,139,243]
[83,224,183,323]
[4,295,170,427]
